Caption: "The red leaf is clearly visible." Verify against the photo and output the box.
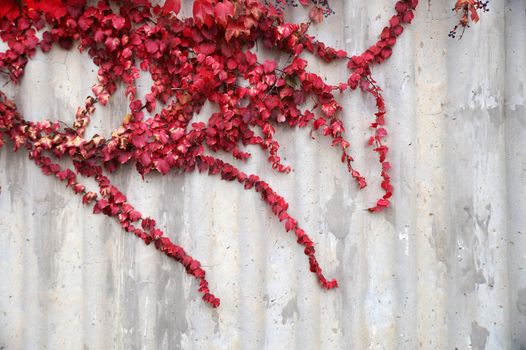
[73,183,85,194]
[368,198,391,212]
[313,118,326,130]
[26,0,67,19]
[468,4,480,22]
[193,0,214,27]
[151,229,163,239]
[381,47,392,60]
[358,178,367,189]
[145,40,159,54]
[395,1,408,13]
[82,192,97,204]
[197,42,216,55]
[285,218,297,232]
[131,134,147,148]
[129,210,142,222]
[161,0,181,16]
[118,152,132,164]
[262,60,277,74]
[214,1,234,27]
[111,17,126,30]
[225,23,250,42]
[377,198,390,207]
[402,10,415,23]
[375,127,388,140]
[393,25,404,36]
[138,151,152,167]
[0,0,19,21]
[154,158,170,174]
[309,6,324,24]
[93,199,109,214]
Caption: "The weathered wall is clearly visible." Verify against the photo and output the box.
[0,1,525,349]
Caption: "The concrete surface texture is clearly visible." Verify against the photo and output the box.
[0,1,525,349]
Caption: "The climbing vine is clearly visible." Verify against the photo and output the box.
[449,0,489,39]
[0,0,420,308]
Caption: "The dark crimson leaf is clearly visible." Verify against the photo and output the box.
[0,0,19,21]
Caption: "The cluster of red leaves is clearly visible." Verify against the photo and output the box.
[0,0,418,308]
[449,0,489,39]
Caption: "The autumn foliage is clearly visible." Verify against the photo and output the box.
[0,0,419,308]
[449,0,489,38]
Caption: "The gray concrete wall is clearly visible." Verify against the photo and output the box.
[0,1,525,349]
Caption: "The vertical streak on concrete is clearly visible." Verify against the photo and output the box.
[414,2,448,348]
[384,8,418,349]
[444,0,510,348]
[505,0,526,348]
[470,1,510,348]
[341,2,368,348]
